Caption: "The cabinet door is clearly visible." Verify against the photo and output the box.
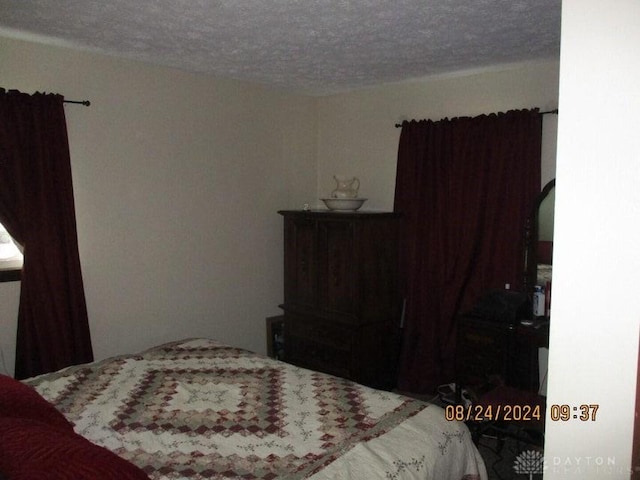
[358,220,400,322]
[317,220,355,315]
[283,217,317,308]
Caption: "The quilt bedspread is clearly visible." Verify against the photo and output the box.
[27,338,487,480]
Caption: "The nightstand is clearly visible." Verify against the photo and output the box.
[456,315,549,394]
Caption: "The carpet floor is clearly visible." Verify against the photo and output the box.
[477,430,544,480]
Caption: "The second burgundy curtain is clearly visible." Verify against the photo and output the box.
[394,109,542,393]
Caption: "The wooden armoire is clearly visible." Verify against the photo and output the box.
[278,210,402,389]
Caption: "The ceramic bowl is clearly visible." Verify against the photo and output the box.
[321,198,367,211]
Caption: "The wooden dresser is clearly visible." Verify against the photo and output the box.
[278,210,402,389]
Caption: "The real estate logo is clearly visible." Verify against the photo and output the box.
[514,450,544,479]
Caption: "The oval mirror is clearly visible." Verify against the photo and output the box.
[524,178,555,315]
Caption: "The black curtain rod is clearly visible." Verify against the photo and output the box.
[394,108,558,128]
[0,89,91,106]
[64,99,91,107]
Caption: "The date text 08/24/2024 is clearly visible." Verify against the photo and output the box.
[444,404,599,422]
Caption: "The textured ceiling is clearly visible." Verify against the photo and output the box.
[0,0,561,95]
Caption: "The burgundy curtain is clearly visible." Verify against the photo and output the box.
[0,89,93,379]
[394,109,542,393]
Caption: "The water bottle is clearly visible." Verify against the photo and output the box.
[533,285,546,317]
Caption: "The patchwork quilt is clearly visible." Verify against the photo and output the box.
[27,338,487,480]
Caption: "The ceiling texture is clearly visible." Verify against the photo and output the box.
[0,0,561,95]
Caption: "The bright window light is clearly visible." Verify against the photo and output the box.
[0,223,23,270]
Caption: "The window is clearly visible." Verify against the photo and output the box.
[0,222,22,282]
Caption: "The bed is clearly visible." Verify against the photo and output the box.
[1,338,487,479]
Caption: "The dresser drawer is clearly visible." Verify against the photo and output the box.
[287,335,352,378]
[286,315,353,351]
[285,314,354,379]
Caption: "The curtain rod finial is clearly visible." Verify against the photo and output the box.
[63,99,91,107]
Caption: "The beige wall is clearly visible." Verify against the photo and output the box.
[0,36,318,376]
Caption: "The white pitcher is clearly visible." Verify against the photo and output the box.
[331,176,360,199]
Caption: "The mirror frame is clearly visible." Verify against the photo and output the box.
[523,178,556,298]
